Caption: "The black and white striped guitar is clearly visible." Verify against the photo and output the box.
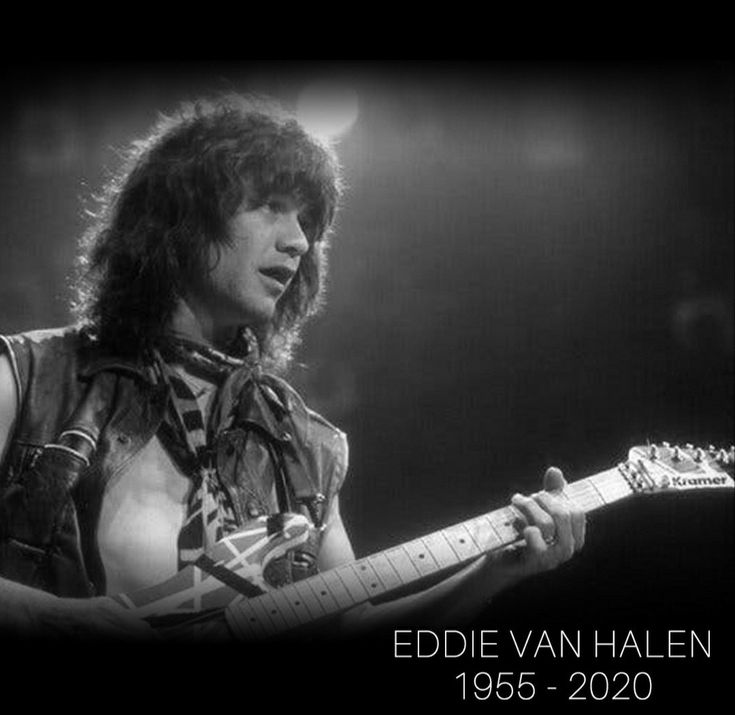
[111,443,734,639]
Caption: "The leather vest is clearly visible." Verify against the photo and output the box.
[0,327,348,598]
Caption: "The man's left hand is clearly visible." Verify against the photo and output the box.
[481,466,586,595]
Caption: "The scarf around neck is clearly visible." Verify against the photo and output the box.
[153,327,262,569]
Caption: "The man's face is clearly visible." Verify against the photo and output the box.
[187,192,311,336]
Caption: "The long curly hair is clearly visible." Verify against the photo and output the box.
[73,94,343,372]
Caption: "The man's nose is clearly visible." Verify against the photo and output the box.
[277,213,310,258]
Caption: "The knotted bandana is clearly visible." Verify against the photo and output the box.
[154,328,261,570]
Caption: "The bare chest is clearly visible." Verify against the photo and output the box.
[97,436,191,596]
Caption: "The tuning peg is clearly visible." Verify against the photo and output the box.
[649,445,658,460]
[717,449,728,463]
[708,444,716,453]
[672,446,682,461]
[694,448,704,462]
[685,443,694,450]
[662,441,671,448]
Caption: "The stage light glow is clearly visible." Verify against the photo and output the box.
[296,82,359,140]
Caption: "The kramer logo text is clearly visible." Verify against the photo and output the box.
[671,475,729,488]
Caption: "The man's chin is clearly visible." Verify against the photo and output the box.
[226,306,275,335]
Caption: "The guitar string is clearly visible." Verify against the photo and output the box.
[230,467,639,636]
[148,450,730,637]
[227,456,735,636]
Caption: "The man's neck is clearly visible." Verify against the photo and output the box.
[168,298,239,351]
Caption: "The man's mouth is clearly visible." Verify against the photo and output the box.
[259,266,296,288]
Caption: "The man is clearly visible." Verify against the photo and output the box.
[0,94,584,639]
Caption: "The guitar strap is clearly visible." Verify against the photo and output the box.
[194,553,265,598]
[264,436,293,514]
[240,420,323,587]
[254,421,323,529]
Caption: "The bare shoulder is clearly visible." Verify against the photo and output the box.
[0,352,19,462]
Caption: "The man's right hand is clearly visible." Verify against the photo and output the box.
[30,595,159,640]
[0,576,157,640]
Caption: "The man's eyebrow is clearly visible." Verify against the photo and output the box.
[266,191,312,212]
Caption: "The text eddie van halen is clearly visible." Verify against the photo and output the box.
[392,629,713,702]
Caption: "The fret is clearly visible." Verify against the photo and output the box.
[610,484,634,502]
[442,523,483,560]
[276,584,312,626]
[351,559,387,596]
[402,540,439,576]
[584,475,610,506]
[258,592,291,633]
[591,471,632,504]
[240,603,262,640]
[228,601,259,640]
[335,564,370,602]
[384,546,422,582]
[268,587,305,629]
[464,515,501,553]
[420,532,461,569]
[485,510,520,546]
[293,580,328,620]
[565,480,589,502]
[567,479,606,513]
[367,552,404,590]
[319,569,357,609]
[304,573,341,614]
[248,596,280,636]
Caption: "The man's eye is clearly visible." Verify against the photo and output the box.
[298,214,317,239]
[266,199,285,213]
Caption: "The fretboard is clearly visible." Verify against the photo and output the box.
[226,465,633,640]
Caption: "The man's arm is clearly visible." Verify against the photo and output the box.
[0,353,17,467]
[0,354,155,639]
[317,469,585,634]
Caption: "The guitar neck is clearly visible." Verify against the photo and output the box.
[226,466,633,640]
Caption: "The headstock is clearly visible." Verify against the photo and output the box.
[621,443,735,495]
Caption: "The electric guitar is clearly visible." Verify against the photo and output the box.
[110,443,734,639]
